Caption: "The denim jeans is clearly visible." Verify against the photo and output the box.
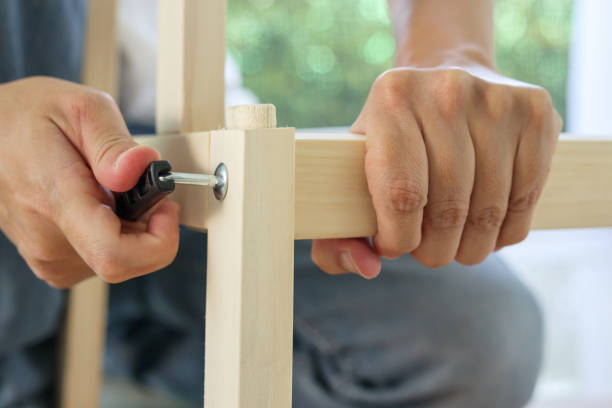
[0,226,542,408]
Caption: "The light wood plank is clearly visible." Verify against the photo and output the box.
[81,0,118,97]
[226,104,277,129]
[295,133,376,238]
[59,278,109,408]
[137,133,212,231]
[157,0,226,133]
[204,126,295,407]
[60,1,117,407]
[136,132,612,236]
[532,137,612,229]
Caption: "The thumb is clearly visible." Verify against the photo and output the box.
[67,91,160,192]
[311,238,381,279]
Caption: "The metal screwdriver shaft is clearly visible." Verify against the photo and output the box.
[159,172,220,188]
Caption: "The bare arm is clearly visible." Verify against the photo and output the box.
[311,0,562,277]
[388,0,495,68]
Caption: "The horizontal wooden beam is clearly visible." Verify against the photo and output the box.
[136,132,213,230]
[136,132,612,239]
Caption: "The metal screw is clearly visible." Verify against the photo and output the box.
[159,162,228,201]
[213,163,228,201]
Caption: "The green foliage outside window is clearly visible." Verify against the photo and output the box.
[228,0,573,128]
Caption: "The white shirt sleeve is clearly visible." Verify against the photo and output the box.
[117,0,257,126]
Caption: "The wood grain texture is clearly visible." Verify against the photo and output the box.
[156,0,226,133]
[136,133,212,231]
[226,104,277,129]
[81,0,118,97]
[136,132,612,237]
[59,1,117,407]
[59,278,109,408]
[532,136,612,229]
[204,127,295,408]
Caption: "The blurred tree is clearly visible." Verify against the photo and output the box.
[228,0,572,128]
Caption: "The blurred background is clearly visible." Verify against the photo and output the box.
[226,1,612,407]
[227,0,571,128]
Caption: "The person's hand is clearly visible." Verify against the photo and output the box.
[0,77,180,288]
[312,65,562,278]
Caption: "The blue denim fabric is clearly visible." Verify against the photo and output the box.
[0,0,85,83]
[291,241,542,408]
[0,1,84,406]
[0,234,64,407]
[1,226,543,408]
[102,233,543,408]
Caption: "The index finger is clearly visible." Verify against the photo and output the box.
[362,113,429,258]
[53,168,180,282]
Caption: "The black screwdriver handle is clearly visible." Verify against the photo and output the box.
[114,160,175,221]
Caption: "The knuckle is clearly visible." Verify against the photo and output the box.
[499,228,530,247]
[455,249,489,266]
[376,173,427,216]
[66,89,117,125]
[425,200,469,230]
[414,251,453,269]
[387,186,427,215]
[431,68,472,119]
[30,266,52,283]
[526,88,553,126]
[483,85,514,121]
[88,253,126,284]
[456,257,482,267]
[98,268,125,284]
[377,235,420,258]
[467,206,506,231]
[26,237,58,263]
[509,187,541,213]
[27,259,55,283]
[372,70,410,112]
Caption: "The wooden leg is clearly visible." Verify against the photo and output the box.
[59,1,117,406]
[157,0,226,133]
[204,106,295,407]
[59,279,108,408]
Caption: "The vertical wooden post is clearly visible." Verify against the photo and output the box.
[157,0,226,133]
[205,105,295,408]
[60,0,118,407]
[156,0,226,231]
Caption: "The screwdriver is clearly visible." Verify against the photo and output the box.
[114,160,228,221]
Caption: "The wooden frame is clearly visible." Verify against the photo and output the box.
[205,110,295,407]
[137,132,612,236]
[59,0,612,407]
[59,1,117,406]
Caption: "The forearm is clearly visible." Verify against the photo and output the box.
[388,0,495,69]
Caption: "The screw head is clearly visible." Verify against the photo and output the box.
[213,163,228,201]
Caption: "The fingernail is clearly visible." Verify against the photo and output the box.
[339,251,362,276]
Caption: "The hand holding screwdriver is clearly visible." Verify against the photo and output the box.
[0,77,180,288]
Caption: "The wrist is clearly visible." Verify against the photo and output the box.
[395,43,496,71]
